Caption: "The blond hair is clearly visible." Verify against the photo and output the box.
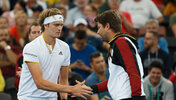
[38,8,62,32]
[14,11,27,23]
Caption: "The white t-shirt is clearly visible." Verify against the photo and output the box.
[18,35,70,100]
[119,0,162,28]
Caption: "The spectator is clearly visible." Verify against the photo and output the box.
[66,18,110,52]
[119,0,164,35]
[108,0,135,35]
[86,52,111,100]
[83,4,98,32]
[169,62,176,85]
[2,0,27,28]
[169,13,176,37]
[0,0,10,15]
[69,30,97,79]
[0,17,9,29]
[64,0,89,32]
[143,61,174,100]
[74,18,100,38]
[138,19,169,53]
[9,11,28,48]
[140,31,171,78]
[0,28,21,100]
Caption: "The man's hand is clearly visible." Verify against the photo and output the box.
[70,80,93,99]
[16,67,22,78]
[0,41,8,49]
[70,61,92,73]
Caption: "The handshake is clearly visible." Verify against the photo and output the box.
[69,80,93,100]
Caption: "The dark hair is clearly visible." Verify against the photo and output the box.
[74,30,87,40]
[16,0,27,13]
[94,10,121,33]
[28,22,40,34]
[31,5,43,12]
[149,61,163,73]
[89,52,102,63]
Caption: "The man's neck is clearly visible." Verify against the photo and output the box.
[150,45,159,53]
[95,71,106,81]
[150,78,160,87]
[108,32,120,43]
[43,32,55,46]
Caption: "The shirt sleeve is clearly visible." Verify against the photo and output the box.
[23,44,39,63]
[149,0,162,19]
[61,45,70,66]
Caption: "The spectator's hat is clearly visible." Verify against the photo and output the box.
[74,18,87,27]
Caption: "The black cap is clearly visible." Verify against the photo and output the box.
[31,4,43,12]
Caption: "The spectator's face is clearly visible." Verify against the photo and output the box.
[16,13,27,26]
[144,32,155,49]
[28,26,41,41]
[149,67,162,85]
[76,0,89,8]
[108,0,120,10]
[84,5,97,18]
[146,23,158,33]
[90,56,106,73]
[0,18,8,29]
[14,3,24,13]
[74,38,87,50]
[0,29,10,42]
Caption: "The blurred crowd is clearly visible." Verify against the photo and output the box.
[0,0,176,100]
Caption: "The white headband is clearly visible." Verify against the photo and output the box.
[43,15,64,24]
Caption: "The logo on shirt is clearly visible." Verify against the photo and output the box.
[58,51,63,55]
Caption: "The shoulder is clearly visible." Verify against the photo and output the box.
[68,7,78,13]
[87,44,97,51]
[23,36,41,51]
[143,75,150,85]
[162,77,173,86]
[86,73,98,85]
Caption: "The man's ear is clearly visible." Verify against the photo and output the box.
[105,23,110,30]
[90,63,94,69]
[44,24,49,29]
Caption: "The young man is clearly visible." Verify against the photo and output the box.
[17,8,92,100]
[89,10,145,100]
[140,31,171,78]
[86,52,111,100]
[143,61,174,100]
